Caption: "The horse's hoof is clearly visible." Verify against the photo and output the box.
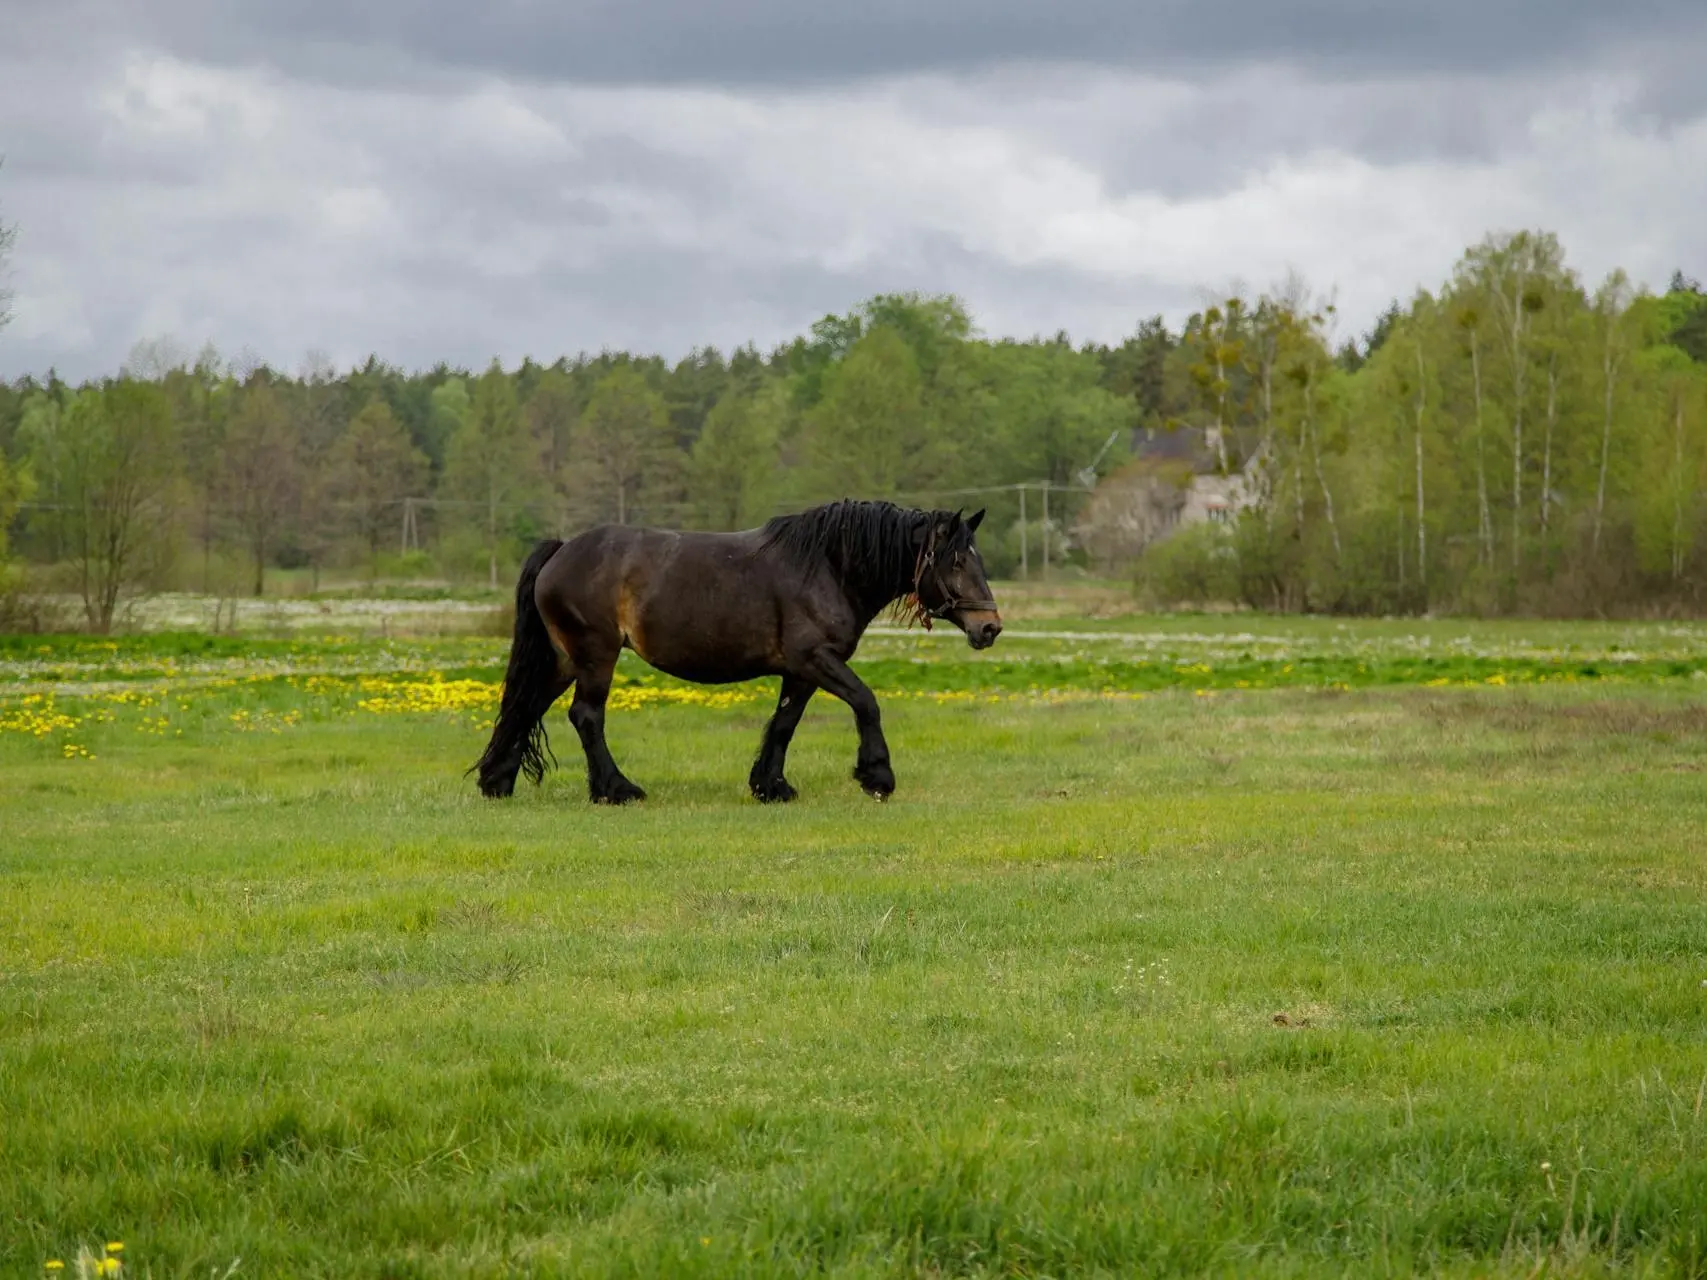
[475,767,518,799]
[751,777,798,804]
[855,762,895,800]
[594,779,647,805]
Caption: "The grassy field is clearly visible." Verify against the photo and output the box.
[4,610,1707,1277]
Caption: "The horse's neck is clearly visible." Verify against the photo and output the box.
[801,509,922,623]
[843,551,915,622]
[835,578,892,627]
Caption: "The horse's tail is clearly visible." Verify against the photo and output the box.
[472,537,566,797]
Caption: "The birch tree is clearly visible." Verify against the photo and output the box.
[444,361,536,589]
[1591,270,1638,557]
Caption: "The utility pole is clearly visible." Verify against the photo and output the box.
[1040,480,1051,580]
[1018,485,1029,580]
[400,497,420,556]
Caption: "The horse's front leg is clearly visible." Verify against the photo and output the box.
[805,652,894,799]
[750,675,817,803]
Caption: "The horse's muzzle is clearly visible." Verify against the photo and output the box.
[967,616,1003,650]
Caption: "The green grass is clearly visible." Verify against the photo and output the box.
[3,616,1707,1277]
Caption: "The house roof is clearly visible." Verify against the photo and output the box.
[1131,423,1264,474]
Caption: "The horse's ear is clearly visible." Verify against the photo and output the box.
[967,508,985,533]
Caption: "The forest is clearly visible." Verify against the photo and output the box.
[1,227,1705,630]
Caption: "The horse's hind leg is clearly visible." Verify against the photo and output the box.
[567,656,646,805]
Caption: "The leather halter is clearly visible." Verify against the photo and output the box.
[905,526,1000,630]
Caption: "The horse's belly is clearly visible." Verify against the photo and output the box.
[632,645,773,686]
[615,537,789,684]
[626,631,776,686]
[647,658,770,685]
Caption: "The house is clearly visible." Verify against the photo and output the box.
[1072,424,1265,571]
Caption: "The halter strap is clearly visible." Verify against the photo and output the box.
[903,527,999,630]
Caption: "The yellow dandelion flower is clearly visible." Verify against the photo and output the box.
[45,1263,65,1273]
[105,1244,124,1254]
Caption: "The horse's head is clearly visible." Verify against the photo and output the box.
[914,508,1003,650]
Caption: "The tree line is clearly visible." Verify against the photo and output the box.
[1121,234,1707,616]
[0,227,1704,629]
[0,292,1137,628]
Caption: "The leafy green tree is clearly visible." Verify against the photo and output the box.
[1184,298,1248,473]
[1284,303,1345,570]
[429,377,471,470]
[286,352,352,588]
[573,365,677,526]
[689,379,788,529]
[524,366,578,524]
[784,292,973,413]
[221,378,300,595]
[0,446,28,561]
[1451,230,1580,571]
[1220,288,1346,609]
[15,392,65,562]
[22,379,181,632]
[325,398,428,569]
[982,340,1130,486]
[344,356,441,472]
[861,292,974,382]
[0,376,30,460]
[1098,316,1177,432]
[444,360,541,587]
[1333,300,1404,372]
[1345,296,1446,605]
[1632,349,1707,584]
[1591,270,1642,557]
[163,354,233,592]
[664,346,729,451]
[803,326,946,499]
[1662,271,1707,363]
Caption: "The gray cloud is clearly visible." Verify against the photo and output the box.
[1,3,1704,381]
[29,0,1707,88]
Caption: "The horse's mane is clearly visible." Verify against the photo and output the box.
[758,499,958,622]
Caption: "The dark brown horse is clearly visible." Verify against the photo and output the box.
[472,499,1002,803]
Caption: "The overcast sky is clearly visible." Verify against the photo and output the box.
[2,0,1704,380]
